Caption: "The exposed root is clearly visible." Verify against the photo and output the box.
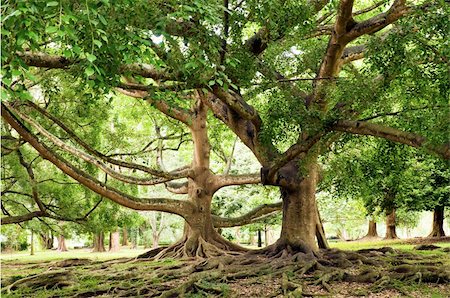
[3,246,449,297]
[2,270,76,294]
[138,235,245,260]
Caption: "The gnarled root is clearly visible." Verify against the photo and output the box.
[138,234,246,260]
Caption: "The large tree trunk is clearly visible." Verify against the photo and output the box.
[364,220,379,238]
[109,230,120,252]
[428,206,445,238]
[272,162,322,255]
[92,232,106,252]
[57,235,68,252]
[385,208,398,239]
[121,228,128,246]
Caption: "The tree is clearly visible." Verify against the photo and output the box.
[2,0,449,257]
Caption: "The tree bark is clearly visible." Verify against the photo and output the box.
[385,208,399,239]
[152,230,160,248]
[92,232,106,252]
[121,228,128,246]
[277,161,321,253]
[57,235,68,252]
[428,206,445,238]
[365,220,379,238]
[109,230,120,252]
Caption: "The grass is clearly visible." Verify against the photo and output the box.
[330,238,450,251]
[0,247,148,263]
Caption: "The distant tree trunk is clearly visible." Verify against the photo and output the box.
[264,226,269,247]
[249,233,256,246]
[40,231,54,249]
[92,232,106,252]
[109,230,120,252]
[57,235,68,252]
[428,206,445,238]
[152,229,160,249]
[385,208,398,239]
[257,230,262,247]
[30,231,35,255]
[336,228,346,241]
[364,220,379,238]
[121,228,128,246]
[235,227,241,244]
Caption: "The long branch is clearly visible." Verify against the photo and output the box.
[333,120,450,159]
[24,100,186,179]
[16,52,173,81]
[7,103,185,186]
[1,103,194,216]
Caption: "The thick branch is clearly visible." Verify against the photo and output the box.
[17,52,173,81]
[213,173,261,190]
[213,202,282,228]
[2,211,47,224]
[333,120,450,159]
[1,103,194,217]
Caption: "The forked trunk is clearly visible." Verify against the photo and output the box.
[109,230,120,252]
[145,98,246,259]
[92,232,106,252]
[385,208,398,239]
[364,220,379,238]
[57,235,68,252]
[428,206,445,238]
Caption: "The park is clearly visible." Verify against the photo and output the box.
[1,0,449,296]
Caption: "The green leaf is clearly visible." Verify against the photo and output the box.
[98,15,108,26]
[46,1,59,7]
[208,80,215,86]
[86,53,97,63]
[93,39,102,48]
[216,79,223,86]
[45,26,58,34]
[85,66,95,76]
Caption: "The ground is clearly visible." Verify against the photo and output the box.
[1,238,449,297]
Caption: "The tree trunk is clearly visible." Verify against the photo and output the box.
[249,233,256,246]
[385,208,398,239]
[364,220,379,238]
[30,231,35,255]
[121,228,128,246]
[92,232,106,252]
[235,227,241,244]
[57,235,68,252]
[428,206,445,238]
[39,231,54,249]
[109,230,120,252]
[152,230,160,249]
[257,230,263,247]
[264,226,269,247]
[274,161,322,254]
